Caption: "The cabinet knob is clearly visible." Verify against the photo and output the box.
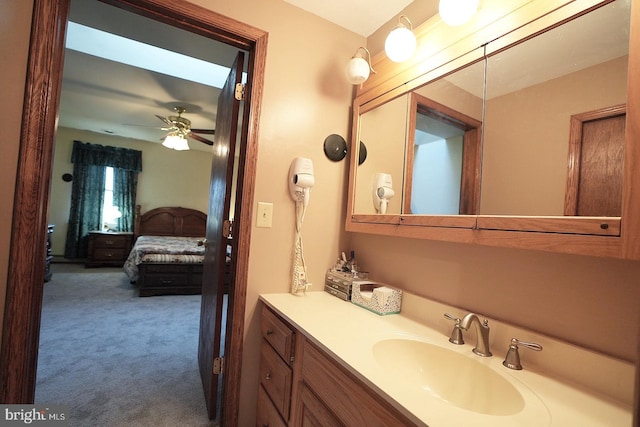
[265,329,273,336]
[264,372,271,381]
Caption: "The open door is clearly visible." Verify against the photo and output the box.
[198,51,244,420]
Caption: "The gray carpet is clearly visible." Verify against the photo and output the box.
[35,263,217,427]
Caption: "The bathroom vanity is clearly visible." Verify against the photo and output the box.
[257,292,632,426]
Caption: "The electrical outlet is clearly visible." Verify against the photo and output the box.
[256,202,273,228]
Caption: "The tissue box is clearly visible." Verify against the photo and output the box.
[351,281,402,315]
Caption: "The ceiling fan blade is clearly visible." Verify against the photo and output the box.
[188,132,214,146]
[190,128,216,135]
[155,114,174,127]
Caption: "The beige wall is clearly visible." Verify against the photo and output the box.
[4,0,640,425]
[49,127,213,255]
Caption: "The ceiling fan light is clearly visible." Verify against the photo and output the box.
[162,133,189,151]
[439,0,480,26]
[173,136,190,151]
[385,17,416,63]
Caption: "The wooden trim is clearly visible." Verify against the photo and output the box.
[0,0,70,403]
[476,215,621,236]
[403,93,482,215]
[564,104,626,216]
[1,4,266,427]
[622,0,640,260]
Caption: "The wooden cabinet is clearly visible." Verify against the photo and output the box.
[257,307,296,425]
[258,306,416,427]
[85,231,133,267]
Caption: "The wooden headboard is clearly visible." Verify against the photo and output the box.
[134,205,207,239]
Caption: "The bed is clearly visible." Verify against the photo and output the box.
[124,206,230,297]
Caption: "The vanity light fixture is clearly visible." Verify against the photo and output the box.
[439,0,480,26]
[384,15,417,63]
[162,132,190,151]
[345,46,376,85]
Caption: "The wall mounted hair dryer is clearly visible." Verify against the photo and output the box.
[372,172,394,214]
[289,157,315,208]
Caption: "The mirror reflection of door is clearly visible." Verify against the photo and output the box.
[405,93,481,215]
[564,105,626,216]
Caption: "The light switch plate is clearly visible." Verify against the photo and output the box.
[256,202,273,228]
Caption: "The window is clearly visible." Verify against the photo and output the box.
[101,166,122,230]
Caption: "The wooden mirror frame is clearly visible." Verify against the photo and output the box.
[346,0,640,260]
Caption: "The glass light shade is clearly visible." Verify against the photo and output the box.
[345,56,371,85]
[384,26,416,63]
[162,134,190,151]
[439,0,479,26]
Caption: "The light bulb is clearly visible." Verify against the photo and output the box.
[385,25,416,63]
[439,0,479,26]
[345,56,371,85]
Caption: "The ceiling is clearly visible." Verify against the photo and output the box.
[59,0,245,152]
[283,0,414,36]
[59,0,408,152]
[59,0,628,153]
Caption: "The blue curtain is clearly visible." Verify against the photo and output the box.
[64,141,142,259]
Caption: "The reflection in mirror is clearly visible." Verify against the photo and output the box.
[406,58,484,214]
[353,94,409,214]
[481,0,630,216]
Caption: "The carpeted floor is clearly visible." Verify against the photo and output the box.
[35,263,217,427]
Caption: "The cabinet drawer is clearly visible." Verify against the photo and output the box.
[93,236,128,248]
[260,339,292,420]
[93,248,127,261]
[144,264,193,274]
[261,307,295,365]
[143,273,190,288]
[256,384,287,427]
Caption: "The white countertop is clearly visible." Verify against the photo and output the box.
[260,291,632,427]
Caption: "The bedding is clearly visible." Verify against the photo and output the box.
[123,235,205,282]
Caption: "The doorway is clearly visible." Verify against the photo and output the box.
[1,1,266,425]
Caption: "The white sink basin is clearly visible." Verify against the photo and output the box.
[372,338,525,416]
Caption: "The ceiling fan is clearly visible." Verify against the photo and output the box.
[156,106,215,146]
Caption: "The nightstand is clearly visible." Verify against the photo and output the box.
[86,231,133,267]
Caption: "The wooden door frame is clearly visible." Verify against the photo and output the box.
[404,92,482,215]
[0,1,266,425]
[564,104,626,215]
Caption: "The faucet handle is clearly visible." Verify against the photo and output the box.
[502,338,543,370]
[444,313,464,345]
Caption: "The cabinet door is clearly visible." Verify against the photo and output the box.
[298,384,343,427]
[301,339,414,426]
[256,384,287,427]
[260,340,292,419]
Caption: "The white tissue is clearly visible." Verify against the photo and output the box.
[373,287,394,306]
[359,291,373,300]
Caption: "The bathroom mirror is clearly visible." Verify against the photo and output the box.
[480,0,630,217]
[352,57,484,216]
[350,0,631,232]
[353,93,409,215]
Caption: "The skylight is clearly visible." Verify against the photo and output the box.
[65,21,230,88]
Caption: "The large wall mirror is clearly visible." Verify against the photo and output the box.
[350,0,631,235]
[481,0,630,217]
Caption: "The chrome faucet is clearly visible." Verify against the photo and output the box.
[459,313,492,357]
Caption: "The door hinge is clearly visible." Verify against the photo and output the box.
[213,356,224,375]
[234,83,245,101]
[223,220,233,239]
